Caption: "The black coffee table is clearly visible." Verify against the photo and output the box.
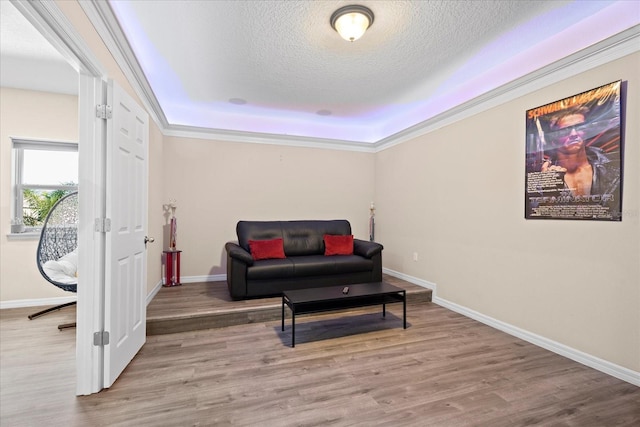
[281,282,406,347]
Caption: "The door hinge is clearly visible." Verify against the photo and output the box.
[95,218,112,233]
[96,104,112,119]
[93,331,110,346]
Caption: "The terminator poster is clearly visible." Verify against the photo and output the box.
[525,80,623,221]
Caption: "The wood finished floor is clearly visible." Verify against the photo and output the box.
[1,281,639,426]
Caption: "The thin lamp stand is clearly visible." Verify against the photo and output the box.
[369,202,375,242]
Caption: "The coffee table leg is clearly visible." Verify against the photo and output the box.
[403,291,407,329]
[292,308,295,347]
[281,296,285,331]
[383,303,386,318]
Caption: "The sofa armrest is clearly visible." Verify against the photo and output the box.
[225,242,254,266]
[353,239,383,258]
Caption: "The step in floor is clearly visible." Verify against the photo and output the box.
[146,275,432,335]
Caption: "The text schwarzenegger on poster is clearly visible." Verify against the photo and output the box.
[525,80,623,221]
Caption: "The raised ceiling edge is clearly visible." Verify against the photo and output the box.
[374,25,640,153]
[75,2,639,153]
[163,125,377,153]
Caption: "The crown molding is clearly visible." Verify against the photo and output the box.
[163,124,377,152]
[79,1,638,152]
[374,25,640,152]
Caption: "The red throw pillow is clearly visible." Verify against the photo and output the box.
[249,238,286,260]
[324,234,354,256]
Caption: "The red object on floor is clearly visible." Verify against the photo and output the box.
[163,250,182,287]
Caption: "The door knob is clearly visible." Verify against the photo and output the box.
[144,236,155,247]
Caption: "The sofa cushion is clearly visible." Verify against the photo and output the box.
[247,258,295,280]
[293,255,372,275]
[290,255,335,276]
[249,238,286,260]
[247,254,372,280]
[324,234,354,256]
[238,222,283,252]
[331,255,373,274]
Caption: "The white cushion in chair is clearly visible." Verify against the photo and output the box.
[43,249,78,285]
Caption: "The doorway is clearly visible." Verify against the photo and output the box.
[6,0,107,395]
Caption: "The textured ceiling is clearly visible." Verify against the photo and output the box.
[0,1,77,95]
[117,1,546,114]
[2,1,639,147]
[106,0,638,144]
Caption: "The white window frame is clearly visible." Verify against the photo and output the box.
[11,137,79,235]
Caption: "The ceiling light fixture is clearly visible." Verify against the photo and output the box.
[330,5,374,42]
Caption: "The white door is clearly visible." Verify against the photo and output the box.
[104,80,149,387]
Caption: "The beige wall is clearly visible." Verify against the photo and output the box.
[376,52,639,372]
[0,87,79,301]
[2,0,636,377]
[162,136,375,277]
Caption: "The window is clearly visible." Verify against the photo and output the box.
[11,138,78,234]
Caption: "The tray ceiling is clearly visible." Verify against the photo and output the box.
[3,1,639,148]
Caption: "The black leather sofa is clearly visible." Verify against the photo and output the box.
[225,220,384,300]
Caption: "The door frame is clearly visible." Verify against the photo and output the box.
[13,0,109,395]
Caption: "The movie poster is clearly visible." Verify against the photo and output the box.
[525,80,623,221]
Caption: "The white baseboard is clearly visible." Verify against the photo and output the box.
[0,295,77,310]
[146,280,163,306]
[382,267,437,292]
[382,268,639,386]
[181,274,226,284]
[433,296,640,387]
